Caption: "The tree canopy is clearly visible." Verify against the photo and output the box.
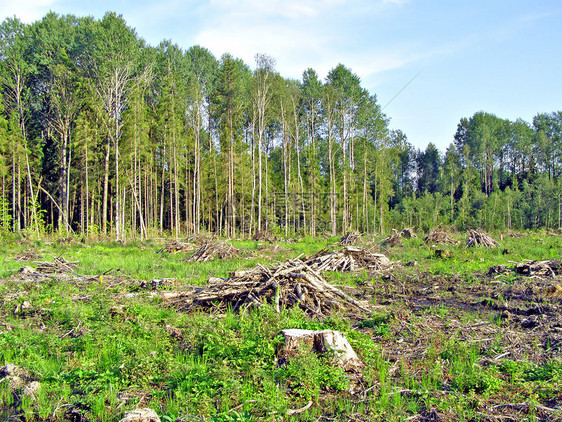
[1,12,561,239]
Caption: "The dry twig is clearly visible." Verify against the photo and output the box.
[340,231,361,246]
[169,257,372,316]
[466,229,499,248]
[188,241,240,262]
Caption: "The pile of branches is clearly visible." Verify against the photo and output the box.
[187,232,218,245]
[188,241,240,262]
[488,260,561,278]
[401,227,417,239]
[156,240,193,254]
[340,231,361,246]
[169,259,371,316]
[13,250,43,262]
[508,232,525,238]
[382,228,417,247]
[466,229,499,248]
[253,231,277,243]
[34,257,78,274]
[305,246,392,273]
[424,229,459,246]
[514,260,561,277]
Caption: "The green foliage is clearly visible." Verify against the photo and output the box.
[524,360,562,382]
[0,12,561,238]
[0,196,11,230]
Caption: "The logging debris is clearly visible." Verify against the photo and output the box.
[508,232,525,238]
[168,258,372,316]
[156,239,194,254]
[257,243,292,255]
[424,229,459,246]
[188,241,240,262]
[340,231,361,246]
[434,249,453,259]
[305,246,392,273]
[34,257,78,274]
[187,232,219,245]
[382,227,417,247]
[253,231,277,243]
[487,260,561,278]
[400,227,418,239]
[514,260,561,277]
[466,229,499,248]
[11,250,44,262]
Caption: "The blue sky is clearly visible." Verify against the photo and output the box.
[2,0,561,151]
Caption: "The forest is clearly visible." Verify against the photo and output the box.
[1,11,561,240]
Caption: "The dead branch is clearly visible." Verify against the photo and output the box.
[466,229,499,248]
[188,241,240,262]
[168,257,373,316]
[340,231,361,246]
[424,230,459,246]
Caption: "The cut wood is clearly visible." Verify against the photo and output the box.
[156,240,193,254]
[382,228,417,247]
[340,231,361,246]
[508,232,524,238]
[12,250,43,262]
[277,329,363,371]
[513,260,561,277]
[400,227,417,239]
[253,231,277,243]
[305,246,392,273]
[188,241,239,262]
[466,230,499,248]
[486,260,560,278]
[168,257,372,316]
[33,256,78,274]
[424,230,459,246]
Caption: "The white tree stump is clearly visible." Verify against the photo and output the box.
[119,408,160,422]
[277,329,363,371]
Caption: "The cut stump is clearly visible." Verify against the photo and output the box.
[277,329,363,371]
[119,408,160,422]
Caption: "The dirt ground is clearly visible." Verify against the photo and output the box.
[354,265,562,421]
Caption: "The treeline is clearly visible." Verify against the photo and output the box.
[392,111,562,232]
[0,12,560,239]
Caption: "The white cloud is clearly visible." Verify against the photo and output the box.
[0,0,59,23]
[381,0,410,4]
[194,0,425,79]
[208,0,346,20]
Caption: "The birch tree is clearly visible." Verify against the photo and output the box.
[252,54,275,232]
[90,12,140,238]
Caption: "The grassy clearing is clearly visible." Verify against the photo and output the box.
[1,232,561,421]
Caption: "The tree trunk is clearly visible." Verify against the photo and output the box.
[102,135,110,235]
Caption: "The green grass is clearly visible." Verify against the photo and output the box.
[1,233,561,421]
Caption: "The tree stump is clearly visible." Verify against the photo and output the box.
[277,329,363,371]
[119,408,160,422]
